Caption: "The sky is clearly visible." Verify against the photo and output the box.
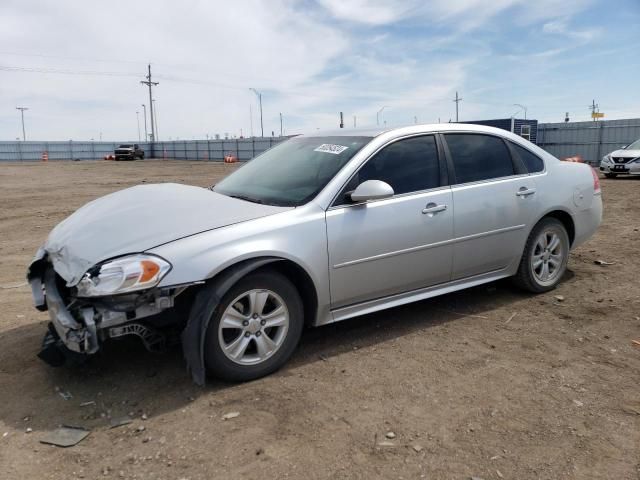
[0,0,638,141]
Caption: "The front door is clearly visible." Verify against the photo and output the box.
[325,135,454,308]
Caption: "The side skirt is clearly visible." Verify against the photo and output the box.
[323,269,512,325]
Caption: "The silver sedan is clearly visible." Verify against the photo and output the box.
[27,124,602,384]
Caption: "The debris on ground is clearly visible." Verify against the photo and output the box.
[385,431,396,439]
[554,295,565,302]
[79,401,96,407]
[411,444,423,452]
[0,281,27,289]
[40,426,90,447]
[621,404,640,416]
[222,412,240,420]
[505,312,517,324]
[55,386,72,400]
[631,340,640,347]
[594,259,616,266]
[377,440,396,447]
[109,416,132,429]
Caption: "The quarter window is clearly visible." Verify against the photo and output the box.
[510,142,544,173]
[445,134,514,184]
[338,135,440,203]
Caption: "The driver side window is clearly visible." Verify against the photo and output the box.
[335,135,441,205]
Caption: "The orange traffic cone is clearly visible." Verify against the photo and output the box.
[41,151,49,162]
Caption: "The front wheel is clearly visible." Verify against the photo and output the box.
[202,270,304,382]
[513,218,570,293]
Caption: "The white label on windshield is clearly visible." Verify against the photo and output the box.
[314,144,349,155]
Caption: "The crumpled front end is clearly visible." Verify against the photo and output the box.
[27,249,188,365]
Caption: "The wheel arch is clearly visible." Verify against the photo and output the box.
[182,255,319,385]
[539,209,576,247]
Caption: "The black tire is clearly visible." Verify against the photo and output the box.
[604,173,617,178]
[140,153,145,159]
[202,270,304,382]
[513,217,570,293]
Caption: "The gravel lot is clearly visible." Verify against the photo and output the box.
[1,160,639,479]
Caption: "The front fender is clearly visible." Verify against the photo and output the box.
[182,257,282,386]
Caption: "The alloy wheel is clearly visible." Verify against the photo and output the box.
[217,289,289,365]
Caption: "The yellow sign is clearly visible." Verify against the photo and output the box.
[592,112,605,119]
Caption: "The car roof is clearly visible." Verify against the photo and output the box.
[303,123,517,138]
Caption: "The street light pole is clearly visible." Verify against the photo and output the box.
[376,106,388,126]
[16,107,28,141]
[513,104,527,119]
[279,112,283,137]
[141,104,148,140]
[152,99,159,141]
[136,111,141,141]
[249,88,264,137]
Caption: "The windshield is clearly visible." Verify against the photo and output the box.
[213,136,371,206]
[625,138,640,150]
[119,144,132,148]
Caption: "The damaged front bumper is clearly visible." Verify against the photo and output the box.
[28,251,183,360]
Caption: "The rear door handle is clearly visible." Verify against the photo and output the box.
[516,187,536,197]
[422,203,447,215]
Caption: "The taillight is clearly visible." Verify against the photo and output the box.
[591,167,601,194]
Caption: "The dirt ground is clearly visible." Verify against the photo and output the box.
[0,160,638,480]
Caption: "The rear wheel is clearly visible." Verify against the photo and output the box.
[203,270,303,382]
[513,217,570,293]
[604,172,617,178]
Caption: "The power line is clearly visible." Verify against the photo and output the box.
[0,64,139,78]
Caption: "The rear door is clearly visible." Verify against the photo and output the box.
[326,135,454,308]
[442,133,539,280]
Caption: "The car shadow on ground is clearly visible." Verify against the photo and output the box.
[0,277,546,432]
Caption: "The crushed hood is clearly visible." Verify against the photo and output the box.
[44,183,290,285]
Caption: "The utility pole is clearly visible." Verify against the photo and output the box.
[414,116,418,124]
[140,64,159,141]
[152,99,159,141]
[136,111,141,141]
[453,91,462,122]
[279,112,283,136]
[249,88,264,137]
[141,104,148,140]
[16,107,28,141]
[589,99,599,121]
[339,112,344,128]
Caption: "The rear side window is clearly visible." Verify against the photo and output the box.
[445,134,514,184]
[338,135,440,203]
[510,142,544,173]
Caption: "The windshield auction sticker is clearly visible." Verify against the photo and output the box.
[314,144,349,155]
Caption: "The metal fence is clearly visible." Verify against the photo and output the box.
[537,118,640,165]
[0,137,288,162]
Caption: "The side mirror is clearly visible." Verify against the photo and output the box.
[349,180,394,203]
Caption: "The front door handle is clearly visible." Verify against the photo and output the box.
[516,187,536,197]
[422,203,447,215]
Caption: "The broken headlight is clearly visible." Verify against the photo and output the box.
[76,254,171,297]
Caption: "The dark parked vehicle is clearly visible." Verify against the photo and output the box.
[115,144,145,161]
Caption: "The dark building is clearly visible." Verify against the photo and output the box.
[463,118,538,144]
